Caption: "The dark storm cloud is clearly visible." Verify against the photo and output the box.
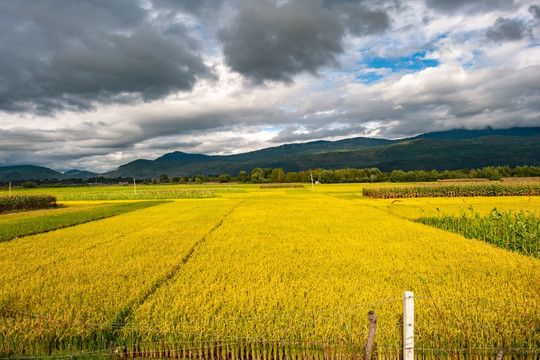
[152,0,224,15]
[217,0,390,83]
[486,17,529,42]
[425,0,514,13]
[0,0,212,114]
[338,4,389,36]
[530,5,540,20]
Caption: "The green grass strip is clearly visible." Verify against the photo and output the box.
[0,201,167,242]
[418,208,539,258]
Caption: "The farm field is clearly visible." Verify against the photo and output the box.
[0,184,539,359]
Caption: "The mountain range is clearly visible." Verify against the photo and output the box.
[1,127,539,181]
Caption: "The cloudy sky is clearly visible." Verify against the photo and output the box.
[1,0,540,173]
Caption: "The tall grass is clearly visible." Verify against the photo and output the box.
[419,207,539,258]
[0,194,56,213]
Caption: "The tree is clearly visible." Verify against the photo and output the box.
[219,174,231,183]
[271,168,286,183]
[159,174,169,183]
[22,181,37,188]
[285,172,299,183]
[238,171,248,183]
[250,168,264,183]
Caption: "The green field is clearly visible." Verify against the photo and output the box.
[0,184,538,359]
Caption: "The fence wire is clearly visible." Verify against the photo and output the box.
[1,296,539,360]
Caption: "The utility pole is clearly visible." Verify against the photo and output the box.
[310,172,315,193]
[8,181,11,196]
[133,178,137,194]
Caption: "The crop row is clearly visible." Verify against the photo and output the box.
[363,184,540,198]
[260,184,305,189]
[0,201,166,242]
[56,189,218,201]
[0,194,56,213]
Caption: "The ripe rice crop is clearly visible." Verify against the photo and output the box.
[0,199,238,355]
[363,183,540,198]
[57,189,217,201]
[372,196,540,221]
[120,194,539,358]
[1,185,539,359]
[0,194,56,213]
[419,208,539,258]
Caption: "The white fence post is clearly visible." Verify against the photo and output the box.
[403,291,414,360]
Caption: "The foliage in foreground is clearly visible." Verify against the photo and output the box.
[57,189,218,201]
[363,184,540,198]
[0,194,56,213]
[0,201,166,242]
[419,208,539,258]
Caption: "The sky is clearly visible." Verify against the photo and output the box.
[1,0,540,173]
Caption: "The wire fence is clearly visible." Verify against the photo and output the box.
[1,296,539,360]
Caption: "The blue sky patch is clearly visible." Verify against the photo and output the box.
[357,72,385,84]
[363,51,439,72]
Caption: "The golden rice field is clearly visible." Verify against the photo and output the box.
[0,184,539,359]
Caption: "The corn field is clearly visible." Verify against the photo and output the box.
[419,208,539,258]
[0,194,57,213]
[363,184,540,198]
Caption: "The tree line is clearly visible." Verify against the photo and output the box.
[2,165,539,188]
[162,165,540,184]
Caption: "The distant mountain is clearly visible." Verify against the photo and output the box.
[0,165,64,182]
[107,136,395,178]
[284,135,540,172]
[63,170,98,179]
[1,126,539,181]
[106,127,540,178]
[411,126,540,140]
